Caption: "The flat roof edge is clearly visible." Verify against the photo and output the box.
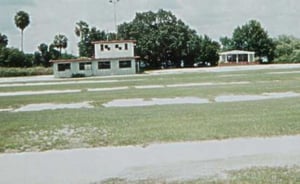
[92,40,136,44]
[50,56,140,63]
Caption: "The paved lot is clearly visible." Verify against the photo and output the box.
[0,135,299,184]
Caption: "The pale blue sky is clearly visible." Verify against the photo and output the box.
[0,0,299,55]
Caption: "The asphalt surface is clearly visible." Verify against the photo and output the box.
[0,135,300,184]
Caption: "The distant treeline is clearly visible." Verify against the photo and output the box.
[0,9,300,70]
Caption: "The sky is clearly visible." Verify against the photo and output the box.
[0,0,299,55]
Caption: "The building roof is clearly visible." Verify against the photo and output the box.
[92,40,136,44]
[94,56,140,61]
[219,50,255,55]
[49,58,92,63]
[50,56,140,63]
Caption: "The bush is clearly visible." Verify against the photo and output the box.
[0,67,53,77]
[72,73,85,78]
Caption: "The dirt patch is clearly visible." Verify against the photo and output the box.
[103,92,300,108]
[0,89,81,97]
[0,108,13,112]
[13,102,93,112]
[87,87,129,92]
[268,71,300,75]
[166,81,250,88]
[218,74,246,77]
[103,97,210,107]
[135,85,165,89]
[0,81,251,98]
[9,125,110,153]
[0,79,144,88]
[215,92,300,102]
[135,82,250,89]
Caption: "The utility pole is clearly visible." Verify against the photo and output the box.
[109,0,120,39]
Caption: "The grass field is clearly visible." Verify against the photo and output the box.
[0,67,300,153]
[102,166,300,184]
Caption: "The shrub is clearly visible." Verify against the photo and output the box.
[0,67,53,77]
[72,73,85,78]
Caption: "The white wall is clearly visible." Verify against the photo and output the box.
[94,42,135,59]
[53,59,137,78]
[93,59,136,76]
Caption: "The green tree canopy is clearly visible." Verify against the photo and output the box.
[33,42,75,67]
[75,21,107,57]
[14,10,30,51]
[118,9,218,68]
[34,43,51,66]
[53,34,68,56]
[220,20,275,61]
[198,35,220,66]
[273,35,300,63]
[75,21,89,40]
[0,33,8,48]
[0,47,29,67]
[220,36,234,51]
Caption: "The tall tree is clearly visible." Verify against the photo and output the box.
[75,21,89,41]
[118,9,205,68]
[220,20,275,61]
[37,43,51,66]
[33,42,74,66]
[0,33,8,48]
[75,21,107,57]
[198,35,220,66]
[1,47,26,67]
[219,36,234,51]
[53,34,68,56]
[273,35,300,63]
[14,11,30,51]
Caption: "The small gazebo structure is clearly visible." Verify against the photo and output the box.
[219,50,255,64]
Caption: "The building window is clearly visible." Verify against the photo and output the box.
[238,54,248,62]
[79,62,92,70]
[100,44,104,51]
[58,63,70,71]
[98,61,111,69]
[105,45,111,51]
[124,43,128,50]
[119,60,131,68]
[115,44,122,50]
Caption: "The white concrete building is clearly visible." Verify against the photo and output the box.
[219,50,255,64]
[51,40,139,78]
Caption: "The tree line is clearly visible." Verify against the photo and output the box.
[1,9,300,68]
[0,11,73,67]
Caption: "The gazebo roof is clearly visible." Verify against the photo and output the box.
[219,50,255,55]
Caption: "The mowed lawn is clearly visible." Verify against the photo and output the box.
[0,68,300,152]
[103,166,300,184]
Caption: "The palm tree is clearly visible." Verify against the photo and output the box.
[53,34,68,56]
[75,21,89,41]
[14,11,30,52]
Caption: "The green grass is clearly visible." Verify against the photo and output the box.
[1,97,300,152]
[101,166,300,184]
[0,67,52,77]
[0,68,300,152]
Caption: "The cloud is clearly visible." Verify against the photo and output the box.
[0,0,36,6]
[176,0,300,38]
